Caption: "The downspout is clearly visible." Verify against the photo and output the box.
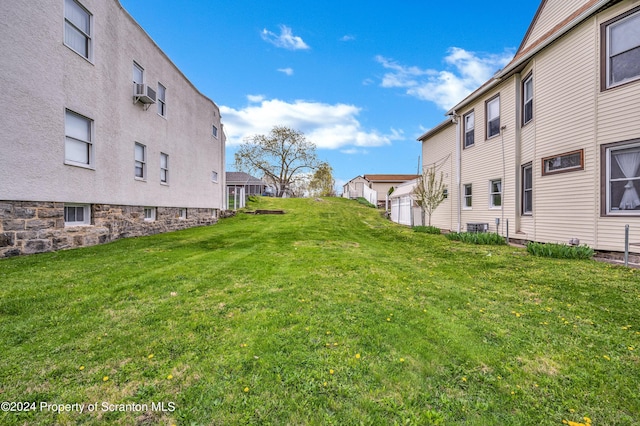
[450,111,461,233]
[514,73,522,237]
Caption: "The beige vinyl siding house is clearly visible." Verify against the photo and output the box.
[419,0,640,254]
[0,0,226,257]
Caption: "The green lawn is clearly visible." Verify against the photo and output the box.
[1,197,639,425]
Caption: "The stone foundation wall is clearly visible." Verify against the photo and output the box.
[0,201,219,257]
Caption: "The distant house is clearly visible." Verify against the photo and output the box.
[419,0,640,254]
[0,0,225,257]
[225,172,268,210]
[343,174,420,206]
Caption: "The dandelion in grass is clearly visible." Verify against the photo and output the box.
[603,355,610,361]
[399,358,405,363]
[103,376,109,382]
[355,353,361,359]
[79,366,85,371]
[386,318,391,322]
[148,354,154,359]
[628,346,634,351]
[167,374,173,380]
[329,369,335,375]
[462,377,467,382]
[243,387,249,393]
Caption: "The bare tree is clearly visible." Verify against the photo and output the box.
[412,166,446,226]
[235,126,319,197]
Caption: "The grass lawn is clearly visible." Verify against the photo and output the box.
[1,197,639,425]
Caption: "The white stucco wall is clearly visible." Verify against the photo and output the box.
[0,0,224,209]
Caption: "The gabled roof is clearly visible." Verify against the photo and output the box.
[446,0,615,115]
[364,174,421,182]
[226,172,265,185]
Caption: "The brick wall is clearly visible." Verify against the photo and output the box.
[0,201,218,257]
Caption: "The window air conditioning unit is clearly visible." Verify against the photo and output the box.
[133,83,156,105]
[467,222,489,233]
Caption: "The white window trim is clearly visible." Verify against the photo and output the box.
[211,171,219,183]
[157,83,167,117]
[64,109,94,169]
[179,208,187,220]
[160,152,169,185]
[489,179,502,209]
[64,204,91,226]
[522,164,533,215]
[63,0,93,62]
[133,62,144,84]
[135,142,146,181]
[605,141,640,215]
[463,184,472,210]
[522,74,533,125]
[144,207,156,221]
[463,111,475,148]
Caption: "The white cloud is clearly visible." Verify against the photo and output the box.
[220,97,403,149]
[261,25,310,50]
[376,47,514,110]
[340,148,369,155]
[278,67,294,76]
[340,35,356,42]
[247,94,266,103]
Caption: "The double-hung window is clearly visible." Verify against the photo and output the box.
[212,125,219,138]
[463,184,472,209]
[604,141,640,214]
[157,83,166,116]
[522,74,533,125]
[64,0,92,60]
[522,164,533,215]
[65,110,93,167]
[463,111,475,148]
[133,62,144,84]
[144,207,156,221]
[489,179,502,208]
[135,143,146,179]
[211,171,219,183]
[486,95,500,139]
[603,7,640,89]
[160,152,169,184]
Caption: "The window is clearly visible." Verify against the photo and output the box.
[486,95,500,139]
[64,204,90,226]
[489,179,502,208]
[64,0,91,60]
[135,143,146,179]
[602,7,640,89]
[179,208,187,219]
[211,171,218,183]
[463,111,475,148]
[522,164,533,215]
[522,74,533,125]
[144,207,156,221]
[65,110,93,167]
[463,184,472,209]
[157,83,166,116]
[604,141,640,214]
[212,125,218,138]
[133,62,144,84]
[542,149,584,175]
[160,153,169,184]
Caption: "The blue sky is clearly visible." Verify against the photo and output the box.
[119,0,540,189]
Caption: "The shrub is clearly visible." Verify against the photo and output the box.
[526,242,594,259]
[445,232,506,245]
[413,226,441,235]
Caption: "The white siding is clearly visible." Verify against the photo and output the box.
[421,123,456,230]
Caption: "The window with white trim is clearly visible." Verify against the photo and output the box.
[463,111,475,148]
[64,204,90,226]
[211,171,218,183]
[179,208,187,219]
[133,62,144,84]
[65,110,93,167]
[157,83,166,116]
[604,141,640,214]
[160,152,169,184]
[486,95,500,139]
[489,179,502,208]
[135,143,146,179]
[522,74,533,125]
[463,184,472,209]
[522,164,533,215]
[144,207,156,221]
[603,7,640,89]
[212,125,218,138]
[64,0,92,60]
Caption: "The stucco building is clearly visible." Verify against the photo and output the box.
[419,0,640,253]
[0,0,226,257]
